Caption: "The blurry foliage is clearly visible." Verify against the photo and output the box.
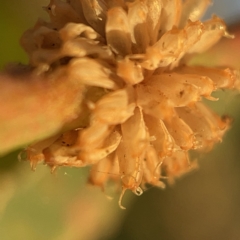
[0,1,240,240]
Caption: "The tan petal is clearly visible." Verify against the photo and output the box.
[188,16,232,54]
[170,20,204,69]
[163,150,197,183]
[106,7,132,56]
[77,121,112,150]
[89,151,121,184]
[155,27,184,56]
[61,38,114,61]
[121,107,149,157]
[79,130,122,164]
[31,49,61,67]
[21,24,62,66]
[127,0,150,53]
[136,84,174,120]
[179,0,211,28]
[117,58,144,85]
[117,140,144,209]
[59,22,98,42]
[91,151,120,185]
[144,20,205,70]
[158,0,182,36]
[164,115,195,150]
[148,74,201,107]
[144,114,174,157]
[88,155,113,189]
[117,107,148,196]
[24,134,60,170]
[25,151,45,171]
[59,23,107,62]
[93,88,136,124]
[141,48,176,69]
[176,103,231,150]
[143,27,185,69]
[68,58,119,89]
[183,20,204,48]
[145,0,162,45]
[195,102,230,133]
[68,0,89,25]
[177,66,240,89]
[42,135,80,169]
[142,145,165,188]
[162,72,215,98]
[81,0,107,36]
[43,150,80,170]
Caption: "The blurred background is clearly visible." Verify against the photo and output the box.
[0,1,240,240]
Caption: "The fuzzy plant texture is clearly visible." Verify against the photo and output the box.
[19,0,240,208]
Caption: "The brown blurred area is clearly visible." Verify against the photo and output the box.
[0,1,240,240]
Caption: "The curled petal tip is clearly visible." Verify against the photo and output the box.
[118,188,127,210]
[134,187,143,196]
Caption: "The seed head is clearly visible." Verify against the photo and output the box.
[21,0,240,208]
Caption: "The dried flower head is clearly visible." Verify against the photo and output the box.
[20,0,240,208]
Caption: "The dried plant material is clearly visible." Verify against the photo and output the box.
[17,0,240,208]
[179,0,211,28]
